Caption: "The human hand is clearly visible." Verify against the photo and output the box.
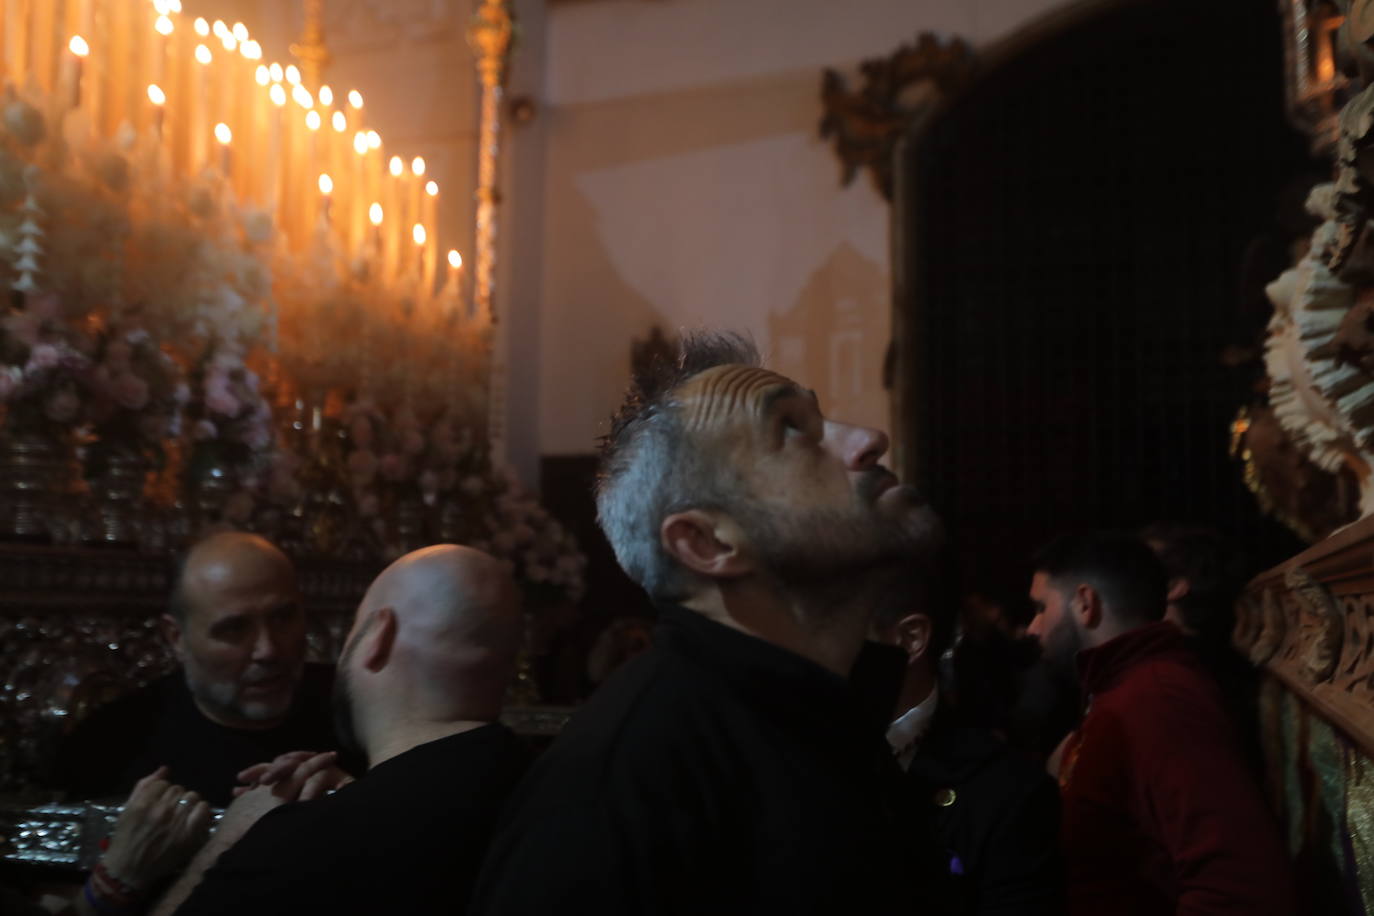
[235,750,353,802]
[100,767,212,890]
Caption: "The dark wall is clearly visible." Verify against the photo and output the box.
[899,0,1312,596]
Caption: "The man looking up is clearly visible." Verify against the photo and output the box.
[56,532,337,806]
[1027,531,1293,916]
[154,544,527,916]
[473,332,944,915]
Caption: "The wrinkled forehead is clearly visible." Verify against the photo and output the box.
[674,365,799,431]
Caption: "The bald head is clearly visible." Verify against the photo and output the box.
[162,532,305,730]
[341,545,521,739]
[172,532,297,622]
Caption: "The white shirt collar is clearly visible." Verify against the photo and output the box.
[886,684,939,771]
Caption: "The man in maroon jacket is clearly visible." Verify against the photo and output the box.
[1027,531,1294,916]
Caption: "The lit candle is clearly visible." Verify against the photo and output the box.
[214,121,232,177]
[189,42,212,174]
[147,82,165,139]
[61,34,86,113]
[409,156,425,252]
[267,82,287,214]
[369,201,384,268]
[318,172,333,229]
[351,130,368,260]
[29,0,56,96]
[412,223,426,293]
[444,249,464,318]
[385,154,403,282]
[422,179,439,298]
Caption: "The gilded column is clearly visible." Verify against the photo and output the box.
[467,0,515,457]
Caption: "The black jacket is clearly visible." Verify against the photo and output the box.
[908,708,1066,916]
[472,604,929,915]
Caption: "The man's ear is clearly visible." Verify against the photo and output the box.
[359,607,397,673]
[1166,576,1190,603]
[160,614,187,663]
[660,510,753,579]
[1073,584,1104,630]
[895,613,933,664]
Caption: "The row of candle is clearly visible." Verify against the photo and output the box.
[1,0,465,303]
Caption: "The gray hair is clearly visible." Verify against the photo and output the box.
[595,331,760,602]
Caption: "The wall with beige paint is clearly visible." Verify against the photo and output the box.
[182,0,1070,483]
[534,0,1068,462]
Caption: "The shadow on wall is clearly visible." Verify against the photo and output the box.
[769,242,889,433]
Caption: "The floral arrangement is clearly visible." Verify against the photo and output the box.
[0,85,587,608]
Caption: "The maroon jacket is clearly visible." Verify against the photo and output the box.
[1058,622,1294,916]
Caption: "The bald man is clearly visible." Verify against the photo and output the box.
[153,545,527,916]
[55,533,338,806]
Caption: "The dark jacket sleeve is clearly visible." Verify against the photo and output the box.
[975,769,1065,916]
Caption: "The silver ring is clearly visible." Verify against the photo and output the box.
[177,798,191,806]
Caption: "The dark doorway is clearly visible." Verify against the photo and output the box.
[893,0,1314,597]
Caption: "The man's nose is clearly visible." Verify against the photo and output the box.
[1027,614,1044,639]
[823,420,890,470]
[251,623,280,662]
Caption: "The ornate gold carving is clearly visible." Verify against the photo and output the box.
[819,33,974,201]
[1286,566,1346,682]
[1281,0,1353,155]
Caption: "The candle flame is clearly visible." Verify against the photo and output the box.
[195,44,212,65]
[366,130,381,150]
[169,0,183,12]
[305,110,322,130]
[220,34,237,53]
[68,35,89,57]
[194,18,209,37]
[241,40,262,60]
[318,85,334,107]
[147,84,166,106]
[332,111,347,132]
[448,250,462,269]
[369,203,384,226]
[291,85,313,108]
[389,156,403,177]
[411,156,426,176]
[353,131,369,155]
[412,224,426,246]
[232,23,249,42]
[425,180,439,196]
[285,65,301,86]
[269,84,287,107]
[269,62,283,83]
[211,20,228,39]
[255,65,269,86]
[155,16,174,36]
[318,174,333,195]
[214,122,232,145]
[348,89,364,109]
[153,0,173,14]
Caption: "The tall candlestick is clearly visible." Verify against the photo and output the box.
[147,83,166,140]
[422,179,439,299]
[4,0,33,89]
[215,121,232,177]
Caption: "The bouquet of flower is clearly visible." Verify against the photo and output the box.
[0,293,97,437]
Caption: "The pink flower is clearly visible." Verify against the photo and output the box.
[244,422,271,451]
[173,383,191,405]
[204,377,241,417]
[0,367,20,401]
[111,372,149,410]
[25,343,61,373]
[44,389,80,423]
[193,419,218,440]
